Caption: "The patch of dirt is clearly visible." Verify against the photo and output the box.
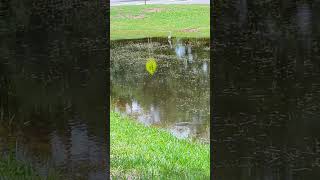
[180,28,200,33]
[144,8,164,13]
[112,14,126,19]
[126,14,145,19]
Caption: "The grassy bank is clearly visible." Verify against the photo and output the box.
[111,5,210,40]
[111,112,210,179]
[0,153,59,180]
[0,154,35,180]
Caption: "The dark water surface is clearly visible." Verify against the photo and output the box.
[214,0,320,179]
[111,38,210,141]
[0,1,107,179]
[0,34,107,179]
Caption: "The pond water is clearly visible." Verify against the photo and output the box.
[110,38,210,141]
[214,1,320,179]
[0,29,107,179]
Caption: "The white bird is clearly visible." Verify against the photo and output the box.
[168,31,173,49]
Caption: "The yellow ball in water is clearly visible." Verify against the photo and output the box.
[146,58,157,75]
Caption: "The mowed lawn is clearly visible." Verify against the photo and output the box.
[110,112,210,179]
[110,5,210,40]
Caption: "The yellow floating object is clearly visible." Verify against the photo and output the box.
[146,58,157,75]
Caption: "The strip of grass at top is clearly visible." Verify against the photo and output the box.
[111,5,210,40]
[110,111,210,179]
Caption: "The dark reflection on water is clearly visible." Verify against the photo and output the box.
[111,38,210,141]
[0,1,107,179]
[214,0,320,179]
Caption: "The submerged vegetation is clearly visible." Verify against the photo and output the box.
[111,5,210,40]
[110,112,210,179]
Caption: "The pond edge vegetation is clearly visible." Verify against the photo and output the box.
[111,111,210,179]
[0,152,60,180]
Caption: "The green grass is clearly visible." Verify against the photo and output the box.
[111,5,210,40]
[0,153,60,180]
[111,111,210,179]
